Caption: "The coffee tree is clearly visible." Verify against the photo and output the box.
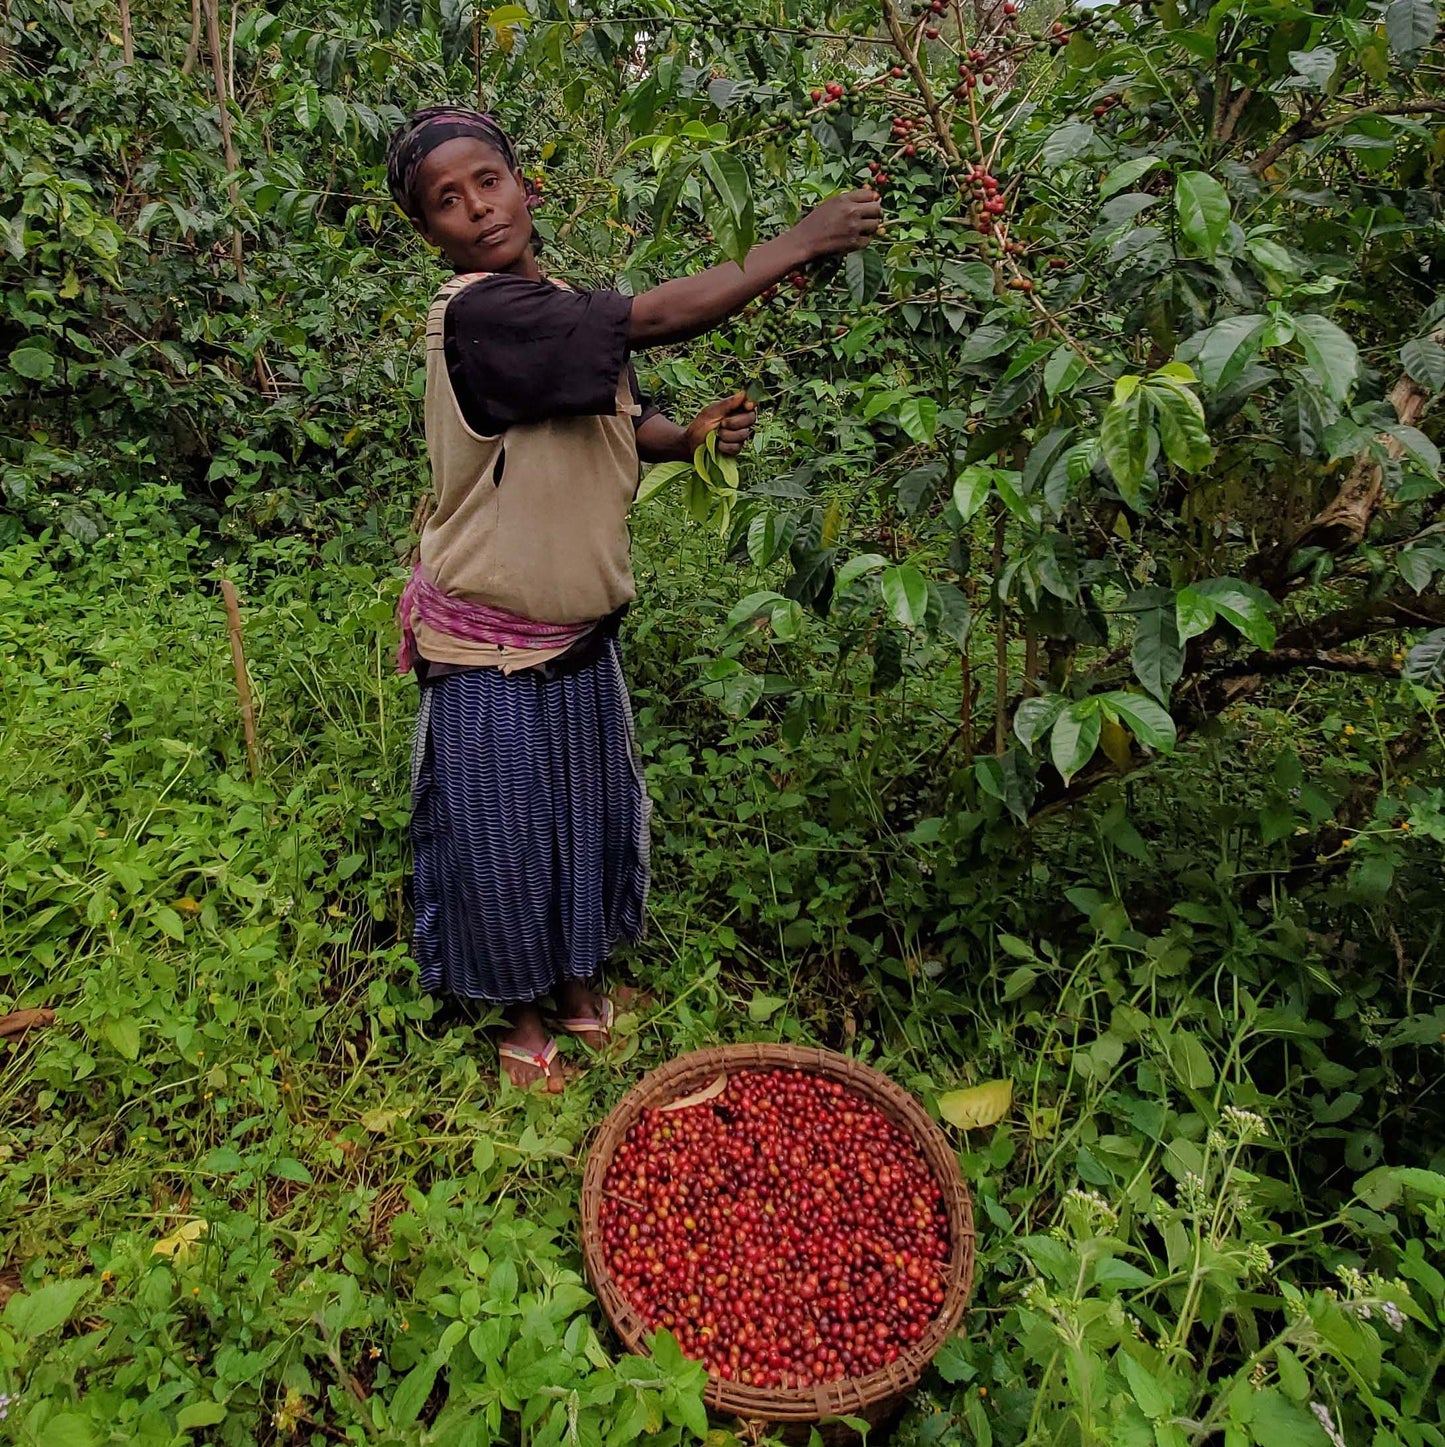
[380,0,1445,823]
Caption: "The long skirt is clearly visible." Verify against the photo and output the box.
[409,638,650,1005]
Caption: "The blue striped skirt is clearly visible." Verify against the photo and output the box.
[408,639,650,1005]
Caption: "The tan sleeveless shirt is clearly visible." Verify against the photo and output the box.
[415,273,642,651]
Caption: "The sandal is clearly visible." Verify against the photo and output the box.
[552,996,615,1049]
[498,1037,563,1091]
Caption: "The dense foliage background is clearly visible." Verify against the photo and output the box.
[2,0,1444,1443]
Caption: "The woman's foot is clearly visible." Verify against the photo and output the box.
[552,979,614,1051]
[498,1006,564,1092]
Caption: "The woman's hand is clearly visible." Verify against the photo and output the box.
[683,391,758,457]
[791,188,884,259]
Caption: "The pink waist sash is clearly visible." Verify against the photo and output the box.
[396,565,594,673]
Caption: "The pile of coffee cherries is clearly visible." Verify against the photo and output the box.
[598,1068,951,1390]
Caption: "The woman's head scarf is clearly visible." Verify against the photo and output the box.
[386,106,542,222]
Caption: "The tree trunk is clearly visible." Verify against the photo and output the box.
[1248,324,1445,590]
[181,0,201,75]
[118,0,134,63]
[201,0,244,280]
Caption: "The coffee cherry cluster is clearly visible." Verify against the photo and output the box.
[962,162,1007,236]
[955,49,997,95]
[599,1069,951,1390]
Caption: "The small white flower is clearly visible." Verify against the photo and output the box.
[1381,1301,1405,1332]
[1309,1401,1347,1447]
[1222,1105,1269,1141]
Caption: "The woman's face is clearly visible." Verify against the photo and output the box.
[412,136,535,275]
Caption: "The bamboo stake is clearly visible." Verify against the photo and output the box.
[118,0,134,62]
[220,578,260,779]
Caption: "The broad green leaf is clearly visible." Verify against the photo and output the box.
[1149,381,1213,471]
[1100,155,1161,200]
[880,564,929,629]
[1041,120,1096,167]
[928,582,971,649]
[1121,1352,1172,1419]
[1401,337,1445,392]
[1185,314,1268,392]
[699,150,755,265]
[1397,543,1445,593]
[320,93,348,137]
[726,589,786,629]
[1292,313,1358,402]
[960,324,1014,363]
[635,460,692,505]
[390,1359,439,1429]
[1129,588,1183,702]
[895,396,938,444]
[1101,692,1178,753]
[294,84,320,131]
[952,465,994,522]
[746,510,797,567]
[747,992,786,1021]
[4,1278,91,1338]
[1403,628,1445,687]
[1175,171,1230,260]
[650,1327,686,1373]
[1385,0,1438,58]
[896,460,946,515]
[1100,386,1149,505]
[40,1416,96,1447]
[1288,47,1337,88]
[1051,699,1102,784]
[1044,345,1087,401]
[1169,1029,1216,1089]
[1186,577,1277,648]
[177,1402,229,1430]
[1014,695,1066,751]
[937,1079,1013,1129]
[835,552,889,590]
[843,248,883,306]
[9,344,55,381]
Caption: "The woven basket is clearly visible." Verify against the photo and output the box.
[580,1043,976,1445]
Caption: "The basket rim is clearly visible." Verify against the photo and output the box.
[579,1042,976,1420]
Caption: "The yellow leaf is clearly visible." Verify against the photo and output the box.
[152,1219,208,1260]
[660,1073,727,1113]
[1100,717,1133,772]
[1112,510,1132,541]
[171,896,201,915]
[360,1106,411,1134]
[937,1079,1013,1131]
[821,497,843,548]
[540,140,556,161]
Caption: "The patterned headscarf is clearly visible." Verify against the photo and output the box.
[386,105,542,222]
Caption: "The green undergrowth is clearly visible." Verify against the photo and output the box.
[2,490,1443,1447]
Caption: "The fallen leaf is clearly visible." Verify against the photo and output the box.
[152,1219,208,1261]
[0,1008,56,1039]
[938,1079,1014,1131]
[360,1106,411,1134]
[661,1074,728,1113]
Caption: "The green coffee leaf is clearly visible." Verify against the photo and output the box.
[699,150,755,266]
[880,564,929,629]
[1292,313,1358,402]
[1100,155,1161,200]
[9,344,56,381]
[1050,699,1102,784]
[1175,171,1230,259]
[1100,692,1177,753]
